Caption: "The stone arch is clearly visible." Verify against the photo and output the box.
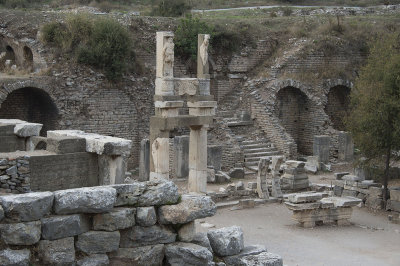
[274,86,313,155]
[23,46,33,69]
[5,45,15,62]
[0,87,59,136]
[325,85,351,131]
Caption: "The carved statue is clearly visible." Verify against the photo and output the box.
[199,35,210,66]
[162,37,174,77]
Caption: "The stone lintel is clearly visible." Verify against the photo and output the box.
[154,95,214,102]
[187,101,217,108]
[150,116,213,131]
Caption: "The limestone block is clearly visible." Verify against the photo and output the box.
[54,187,116,214]
[207,145,222,171]
[390,189,400,201]
[165,242,213,266]
[207,168,216,183]
[365,196,383,210]
[98,154,127,185]
[216,171,231,183]
[320,196,361,207]
[38,237,75,265]
[136,207,157,227]
[229,168,245,179]
[342,175,363,182]
[338,131,354,162]
[188,169,208,194]
[139,139,150,181]
[178,221,196,242]
[386,200,400,212]
[119,225,176,248]
[368,186,383,197]
[137,179,179,206]
[174,135,189,179]
[175,78,198,96]
[47,130,132,156]
[76,231,120,254]
[334,172,350,180]
[333,186,344,197]
[112,182,146,207]
[248,182,257,189]
[223,245,268,265]
[240,252,283,266]
[0,249,30,266]
[77,254,109,266]
[151,137,170,178]
[0,191,54,222]
[46,136,86,154]
[287,192,325,203]
[236,181,245,190]
[93,207,136,231]
[284,202,321,211]
[207,226,244,257]
[14,122,42,137]
[109,245,164,266]
[158,194,216,224]
[0,221,41,245]
[155,77,174,96]
[285,160,305,169]
[239,199,256,208]
[198,78,210,95]
[341,189,358,198]
[313,135,330,164]
[191,232,212,252]
[41,214,90,240]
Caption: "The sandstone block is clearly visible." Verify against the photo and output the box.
[178,221,196,242]
[109,245,164,266]
[41,214,90,240]
[93,207,136,231]
[165,242,213,266]
[136,207,157,227]
[112,182,146,206]
[240,252,283,266]
[224,245,268,265]
[0,192,54,222]
[207,226,244,256]
[38,237,75,265]
[76,231,120,254]
[77,254,109,266]
[191,232,212,252]
[54,187,116,214]
[0,249,30,266]
[120,225,176,248]
[158,194,216,224]
[0,221,41,245]
[137,179,179,206]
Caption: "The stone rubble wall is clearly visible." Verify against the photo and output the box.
[0,156,30,194]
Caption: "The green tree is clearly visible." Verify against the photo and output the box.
[347,34,400,204]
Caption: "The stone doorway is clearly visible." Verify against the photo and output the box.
[0,87,59,136]
[325,85,351,131]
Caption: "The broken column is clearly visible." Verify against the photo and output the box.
[313,135,330,164]
[174,135,189,179]
[281,160,309,192]
[338,131,354,162]
[270,156,283,198]
[139,139,150,181]
[256,158,270,199]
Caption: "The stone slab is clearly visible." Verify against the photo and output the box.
[46,136,86,154]
[41,214,90,240]
[320,196,361,207]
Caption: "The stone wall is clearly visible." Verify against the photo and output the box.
[0,156,30,193]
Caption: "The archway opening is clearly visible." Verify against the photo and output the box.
[275,86,312,155]
[5,46,15,62]
[0,87,59,136]
[23,46,33,70]
[325,85,351,131]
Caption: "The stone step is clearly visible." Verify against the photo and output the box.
[240,140,265,145]
[244,151,280,158]
[243,147,276,154]
[245,161,259,167]
[241,143,272,149]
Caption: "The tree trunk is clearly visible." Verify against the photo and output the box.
[383,146,391,206]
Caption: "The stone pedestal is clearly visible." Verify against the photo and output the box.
[139,139,150,181]
[338,131,354,162]
[150,137,170,180]
[188,126,208,193]
[313,135,330,164]
[174,135,189,179]
[98,155,126,185]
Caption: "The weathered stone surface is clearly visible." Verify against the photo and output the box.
[46,136,86,154]
[136,207,157,227]
[368,186,383,197]
[0,249,30,266]
[38,237,75,265]
[247,182,257,189]
[287,192,324,203]
[240,252,283,266]
[112,183,146,206]
[342,175,363,182]
[320,196,361,207]
[77,254,109,266]
[224,245,268,265]
[0,221,41,245]
[109,245,164,266]
[76,231,120,254]
[284,202,321,211]
[54,187,116,214]
[14,122,42,137]
[207,226,244,256]
[178,221,196,242]
[41,214,90,240]
[0,206,3,221]
[334,172,350,180]
[191,232,212,252]
[165,242,213,266]
[120,225,176,248]
[158,194,216,224]
[390,189,400,201]
[333,186,344,196]
[236,181,245,190]
[341,189,358,198]
[207,168,216,183]
[229,168,245,179]
[137,179,180,206]
[365,196,383,210]
[0,192,54,222]
[386,200,400,212]
[93,207,135,231]
[216,171,231,183]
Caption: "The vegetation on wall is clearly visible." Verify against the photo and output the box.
[150,0,192,17]
[41,14,134,80]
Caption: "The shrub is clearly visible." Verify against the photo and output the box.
[151,0,192,17]
[41,21,67,47]
[281,7,293,16]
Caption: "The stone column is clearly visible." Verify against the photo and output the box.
[174,135,189,179]
[313,135,330,164]
[139,139,150,181]
[150,137,170,180]
[338,131,354,162]
[188,125,208,194]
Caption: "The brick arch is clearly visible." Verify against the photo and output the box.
[272,79,315,102]
[325,85,351,131]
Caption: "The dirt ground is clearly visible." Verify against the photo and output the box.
[197,204,400,266]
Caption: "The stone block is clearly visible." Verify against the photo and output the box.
[207,226,244,257]
[77,254,109,266]
[165,242,213,266]
[136,206,157,227]
[178,221,196,242]
[365,196,383,210]
[248,182,257,189]
[191,232,212,252]
[14,122,42,137]
[285,160,305,169]
[239,199,255,209]
[320,196,361,207]
[158,194,216,224]
[174,135,189,179]
[341,189,359,198]
[207,168,216,183]
[120,225,176,248]
[342,175,363,182]
[229,168,245,179]
[76,231,120,254]
[38,237,75,265]
[109,245,165,266]
[215,171,231,183]
[46,136,86,154]
[287,192,325,203]
[0,249,30,266]
[236,181,245,190]
[139,139,150,181]
[334,172,350,180]
[0,221,41,245]
[54,187,116,214]
[284,202,321,211]
[334,186,344,196]
[112,182,146,207]
[41,214,90,240]
[386,200,400,212]
[93,207,136,231]
[313,135,330,164]
[240,252,283,266]
[368,187,383,197]
[390,189,400,201]
[0,191,53,222]
[207,145,222,171]
[223,245,268,265]
[0,124,14,135]
[137,179,180,206]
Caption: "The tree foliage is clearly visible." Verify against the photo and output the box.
[347,33,400,202]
